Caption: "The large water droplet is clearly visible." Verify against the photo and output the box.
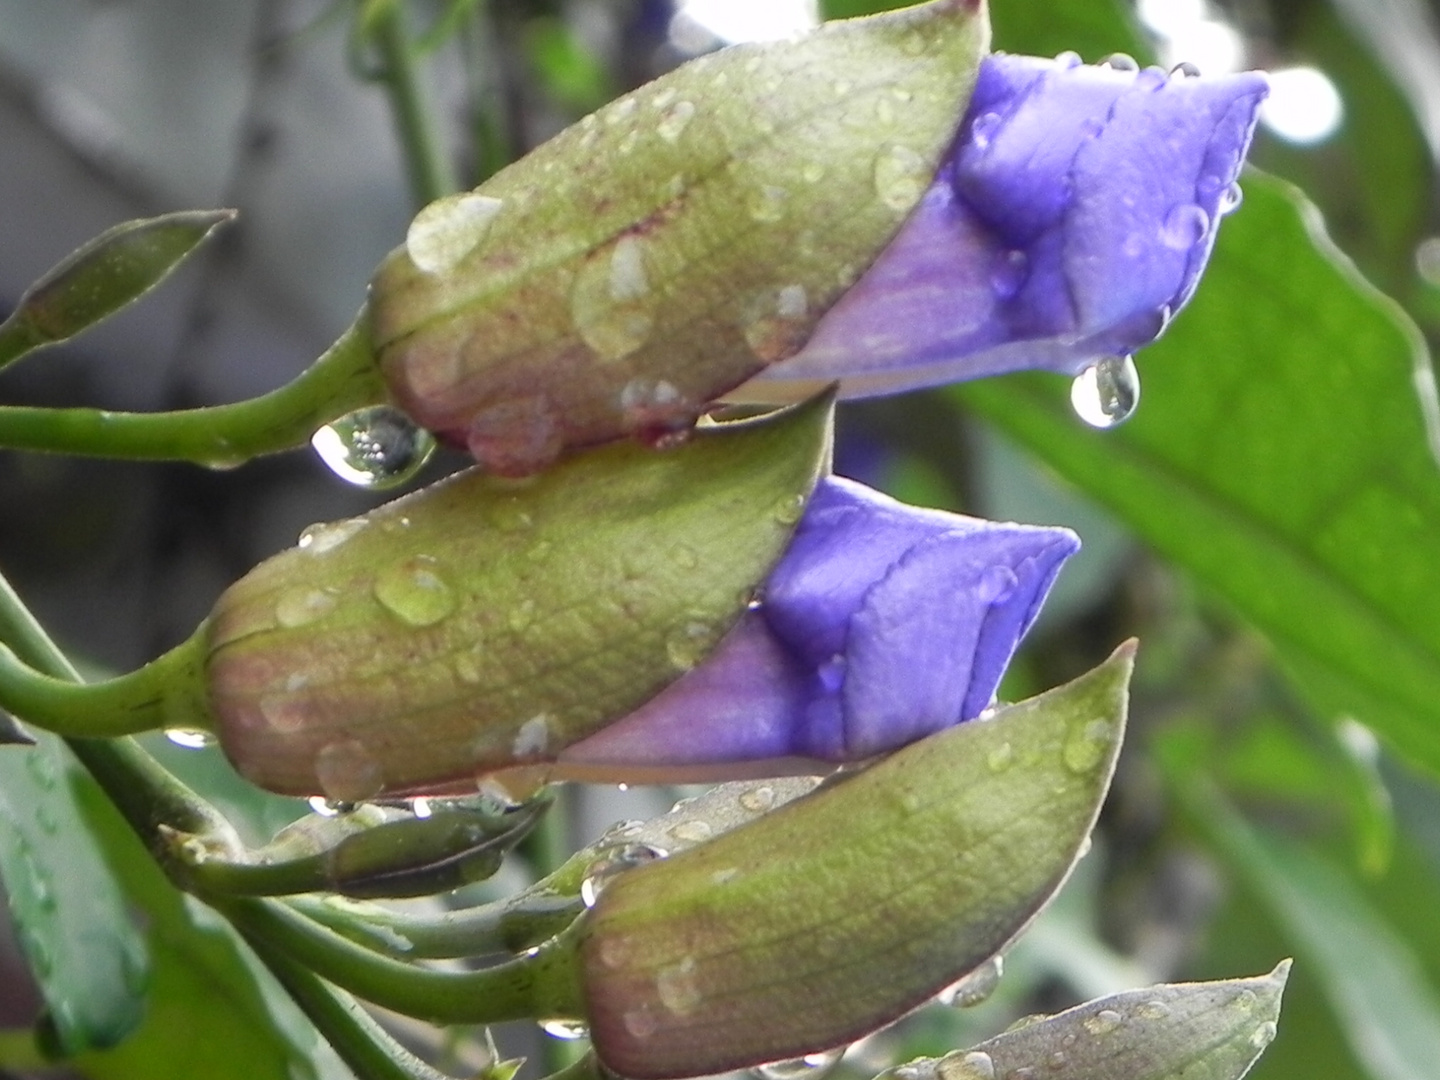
[1161,203,1211,250]
[751,1048,845,1080]
[656,956,703,1015]
[571,236,655,361]
[738,784,777,813]
[406,192,505,274]
[581,843,667,907]
[1070,355,1140,428]
[938,955,1004,1008]
[874,145,930,212]
[1101,53,1139,71]
[540,1018,590,1041]
[311,406,436,490]
[1063,718,1113,773]
[275,587,338,629]
[165,728,216,750]
[1082,1008,1124,1036]
[1136,999,1171,1020]
[1054,50,1083,69]
[657,99,696,142]
[938,1051,995,1080]
[373,556,456,627]
[1250,1020,1278,1049]
[314,739,384,803]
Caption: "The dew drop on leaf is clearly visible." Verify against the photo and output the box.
[937,955,1004,1008]
[311,406,436,489]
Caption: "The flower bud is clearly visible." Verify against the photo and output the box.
[369,1,988,475]
[574,645,1133,1079]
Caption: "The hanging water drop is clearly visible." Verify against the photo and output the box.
[165,728,216,750]
[1218,180,1245,216]
[938,955,1004,1008]
[1070,355,1140,428]
[581,843,667,907]
[540,1018,591,1041]
[751,1047,846,1080]
[311,406,436,489]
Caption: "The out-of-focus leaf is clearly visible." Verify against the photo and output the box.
[0,735,147,1054]
[1172,774,1440,1080]
[958,176,1440,778]
[988,0,1144,60]
[881,964,1288,1080]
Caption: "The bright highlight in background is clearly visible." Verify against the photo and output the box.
[1261,66,1345,144]
[674,0,819,44]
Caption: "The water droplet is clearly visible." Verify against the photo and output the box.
[1136,999,1171,1020]
[1218,181,1244,216]
[540,1018,590,1041]
[307,795,347,816]
[512,713,552,760]
[986,742,1015,773]
[1054,50,1082,69]
[373,556,455,627]
[1231,988,1258,1012]
[668,819,713,845]
[165,728,216,749]
[1101,53,1138,71]
[773,492,806,526]
[314,739,384,803]
[405,192,505,274]
[260,692,311,734]
[275,587,338,629]
[299,517,367,554]
[874,145,930,211]
[581,843,667,907]
[311,406,436,490]
[1169,60,1201,78]
[466,394,564,477]
[739,785,777,813]
[990,249,1029,300]
[667,621,719,671]
[1082,1008,1123,1036]
[748,184,789,223]
[1250,1020,1278,1049]
[1160,203,1210,250]
[657,100,696,141]
[969,111,1002,152]
[620,378,695,444]
[939,1051,995,1080]
[622,1007,659,1039]
[571,235,655,361]
[751,1048,845,1080]
[656,956,703,1015]
[976,565,1017,605]
[939,955,1004,1008]
[744,285,811,363]
[1070,355,1140,428]
[1063,719,1113,773]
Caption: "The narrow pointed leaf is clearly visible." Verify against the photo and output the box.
[578,644,1133,1079]
[0,210,235,369]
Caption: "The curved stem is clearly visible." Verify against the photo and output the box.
[0,630,209,739]
[220,897,587,1025]
[0,318,386,465]
[369,2,458,206]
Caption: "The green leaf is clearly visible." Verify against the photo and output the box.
[577,644,1134,1079]
[957,174,1440,777]
[884,964,1288,1080]
[206,392,834,798]
[0,209,235,370]
[1176,779,1440,1080]
[0,735,147,1055]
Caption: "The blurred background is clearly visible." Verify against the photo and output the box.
[1,1,1440,1078]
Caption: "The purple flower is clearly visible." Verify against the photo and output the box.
[733,52,1269,403]
[558,476,1077,778]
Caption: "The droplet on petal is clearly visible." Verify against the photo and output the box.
[1160,203,1211,250]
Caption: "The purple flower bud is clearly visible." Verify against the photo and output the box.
[559,476,1077,779]
[735,53,1269,402]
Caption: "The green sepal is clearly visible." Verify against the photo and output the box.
[206,391,833,798]
[889,962,1290,1080]
[576,643,1134,1079]
[0,210,235,370]
[369,0,988,473]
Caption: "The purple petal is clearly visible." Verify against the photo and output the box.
[736,53,1268,400]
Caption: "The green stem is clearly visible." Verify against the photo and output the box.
[242,929,461,1080]
[369,1,459,206]
[0,629,208,739]
[290,889,583,959]
[219,897,587,1025]
[0,318,386,464]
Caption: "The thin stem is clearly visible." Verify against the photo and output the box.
[369,1,459,206]
[0,630,208,739]
[0,318,386,464]
[242,928,461,1080]
[219,897,587,1025]
[289,889,584,959]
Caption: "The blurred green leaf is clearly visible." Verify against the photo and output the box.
[959,176,1440,777]
[0,736,147,1055]
[525,17,614,115]
[1173,776,1440,1080]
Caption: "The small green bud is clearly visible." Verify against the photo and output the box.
[369,0,987,475]
[205,394,831,799]
[575,644,1133,1079]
